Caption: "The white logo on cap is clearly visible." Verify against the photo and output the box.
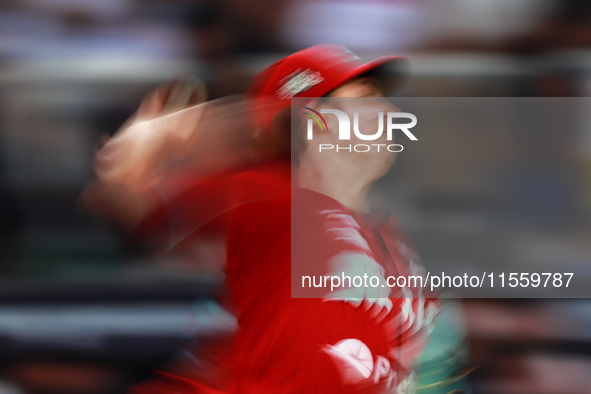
[340,48,362,62]
[276,68,324,100]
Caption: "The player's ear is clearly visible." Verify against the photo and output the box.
[273,108,292,136]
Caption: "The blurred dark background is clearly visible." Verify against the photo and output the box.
[1,0,591,393]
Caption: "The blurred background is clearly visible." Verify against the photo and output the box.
[1,0,591,393]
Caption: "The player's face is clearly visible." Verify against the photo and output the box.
[297,75,400,187]
[319,77,399,175]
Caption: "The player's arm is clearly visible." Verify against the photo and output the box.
[81,79,259,239]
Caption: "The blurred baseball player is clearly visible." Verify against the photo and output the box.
[85,44,437,393]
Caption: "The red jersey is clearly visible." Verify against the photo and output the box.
[130,162,437,394]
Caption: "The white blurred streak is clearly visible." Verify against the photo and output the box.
[283,0,554,53]
[435,0,554,41]
[284,0,435,52]
[0,303,237,338]
[22,0,134,17]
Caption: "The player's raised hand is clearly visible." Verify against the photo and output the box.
[94,77,209,192]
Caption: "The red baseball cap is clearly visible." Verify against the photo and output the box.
[248,44,409,129]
